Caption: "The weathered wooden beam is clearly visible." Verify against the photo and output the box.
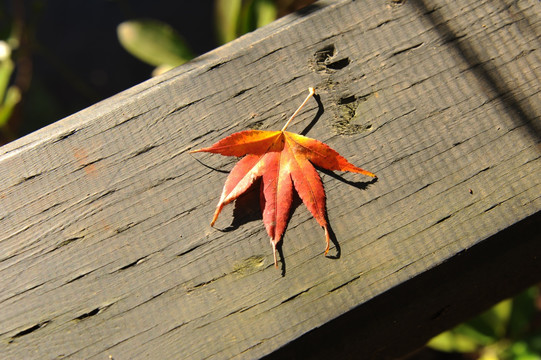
[1,0,539,359]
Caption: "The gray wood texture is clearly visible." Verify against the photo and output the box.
[1,0,540,359]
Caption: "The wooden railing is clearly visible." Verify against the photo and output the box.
[1,0,539,358]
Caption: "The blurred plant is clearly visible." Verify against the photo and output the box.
[0,0,37,145]
[428,285,541,360]
[0,25,22,142]
[215,0,277,44]
[117,0,278,76]
[117,19,194,76]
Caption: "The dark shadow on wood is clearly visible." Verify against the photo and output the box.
[325,222,341,260]
[218,180,263,232]
[220,180,303,234]
[262,211,541,359]
[291,2,326,18]
[319,172,377,261]
[276,241,286,277]
[411,0,541,144]
[189,153,230,174]
[300,93,324,136]
[319,168,378,190]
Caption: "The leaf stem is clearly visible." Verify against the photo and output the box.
[281,87,315,132]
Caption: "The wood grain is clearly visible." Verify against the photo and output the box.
[1,0,540,359]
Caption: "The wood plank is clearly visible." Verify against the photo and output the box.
[1,0,540,359]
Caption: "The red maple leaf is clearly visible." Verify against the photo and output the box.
[191,88,376,267]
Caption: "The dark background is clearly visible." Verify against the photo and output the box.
[2,0,217,142]
[2,0,313,144]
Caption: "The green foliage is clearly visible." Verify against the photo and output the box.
[0,39,21,138]
[118,0,278,75]
[216,0,277,44]
[215,0,243,45]
[428,286,541,360]
[117,19,194,75]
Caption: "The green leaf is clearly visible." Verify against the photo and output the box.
[428,286,541,358]
[215,0,242,44]
[117,19,193,68]
[152,64,175,77]
[457,323,498,347]
[467,299,512,341]
[238,0,277,37]
[0,85,21,128]
[431,299,511,352]
[506,339,541,360]
[0,55,14,102]
[254,0,277,28]
[427,328,480,353]
[509,286,539,339]
[215,0,276,45]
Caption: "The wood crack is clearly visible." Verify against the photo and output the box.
[9,321,51,342]
[129,144,158,159]
[329,275,361,292]
[116,256,148,272]
[280,288,311,304]
[186,273,227,293]
[52,129,78,143]
[177,242,205,257]
[390,42,424,57]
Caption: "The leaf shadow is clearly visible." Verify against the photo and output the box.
[215,179,303,277]
[276,241,286,277]
[325,222,341,260]
[318,168,379,190]
[276,193,304,277]
[318,171,378,261]
[300,93,324,136]
[217,180,304,233]
[189,153,230,174]
[217,180,262,232]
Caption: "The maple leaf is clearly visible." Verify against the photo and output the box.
[191,88,376,267]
